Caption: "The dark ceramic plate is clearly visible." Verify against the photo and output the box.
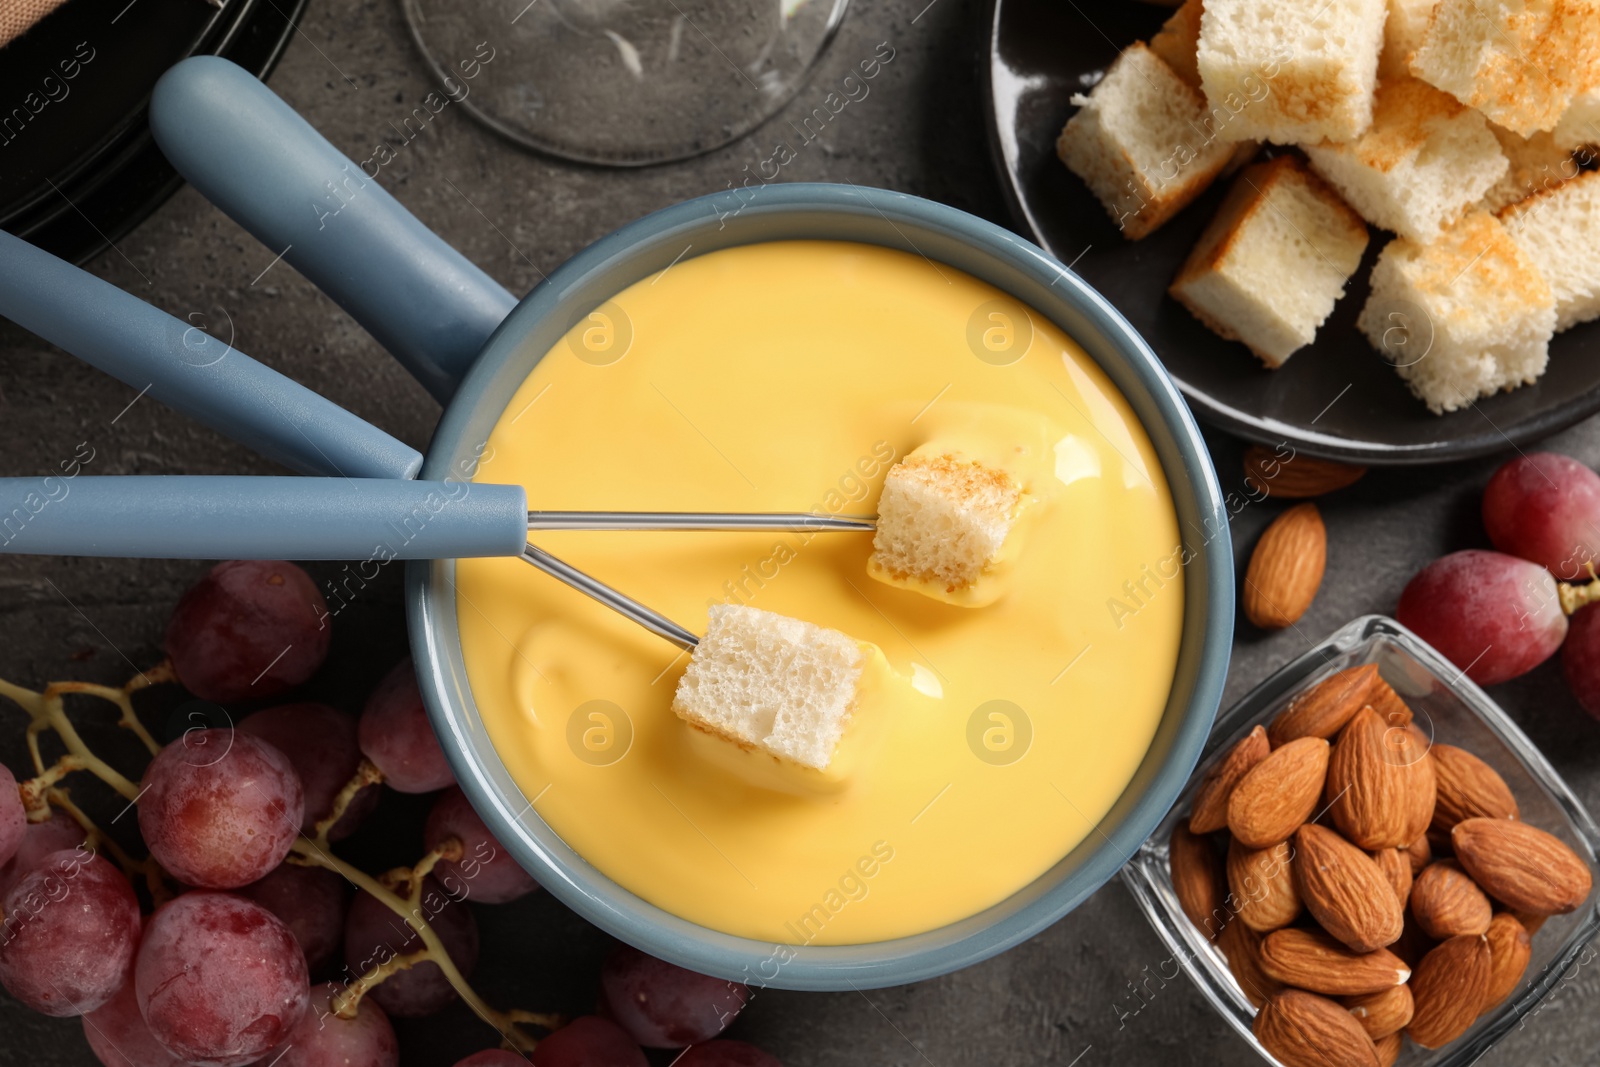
[983,0,1600,465]
[0,0,304,264]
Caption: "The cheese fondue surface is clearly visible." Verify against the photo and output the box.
[456,240,1184,944]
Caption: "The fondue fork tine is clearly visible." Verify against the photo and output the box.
[527,512,876,532]
[519,513,880,649]
[520,544,699,650]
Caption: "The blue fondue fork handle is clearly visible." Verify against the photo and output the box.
[149,57,518,404]
[0,477,528,560]
[0,232,423,481]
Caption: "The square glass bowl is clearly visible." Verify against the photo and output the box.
[1122,615,1600,1066]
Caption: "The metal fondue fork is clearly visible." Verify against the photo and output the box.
[524,511,877,651]
[0,476,875,653]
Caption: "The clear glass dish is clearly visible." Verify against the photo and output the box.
[1122,615,1600,1066]
[401,0,852,165]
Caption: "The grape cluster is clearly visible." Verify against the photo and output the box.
[1397,451,1600,712]
[0,559,781,1067]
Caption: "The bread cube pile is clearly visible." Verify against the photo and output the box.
[1059,0,1600,415]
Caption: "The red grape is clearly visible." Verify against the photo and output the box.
[1483,452,1600,579]
[0,764,25,867]
[599,944,749,1048]
[0,808,87,896]
[0,848,141,1015]
[238,862,347,972]
[1396,549,1568,685]
[82,979,189,1067]
[677,1041,783,1067]
[453,1052,530,1067]
[342,876,478,1017]
[264,981,399,1067]
[135,891,309,1067]
[528,1016,646,1067]
[240,702,378,839]
[138,729,305,888]
[1563,603,1600,717]
[165,560,331,702]
[359,659,453,793]
[424,787,539,904]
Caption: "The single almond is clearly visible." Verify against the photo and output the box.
[1374,1030,1402,1067]
[1253,989,1380,1067]
[1218,917,1283,1008]
[1452,818,1593,915]
[1509,909,1548,935]
[1391,914,1436,968]
[1258,928,1410,996]
[1169,824,1227,939]
[1482,912,1532,1011]
[1407,934,1492,1048]
[1293,824,1404,953]
[1430,744,1519,832]
[1326,707,1437,849]
[1228,736,1331,848]
[1243,445,1367,499]
[1369,847,1413,910]
[1404,835,1432,876]
[1366,676,1414,727]
[1268,664,1381,746]
[1190,725,1271,834]
[1243,502,1326,629]
[1227,837,1301,933]
[1343,983,1414,1040]
[1410,859,1492,939]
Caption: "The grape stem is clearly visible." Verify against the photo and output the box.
[46,787,173,904]
[0,676,178,900]
[19,755,87,817]
[0,666,559,1051]
[1560,567,1600,616]
[310,757,385,844]
[331,946,432,1016]
[292,833,559,1048]
[0,678,141,801]
[49,680,163,757]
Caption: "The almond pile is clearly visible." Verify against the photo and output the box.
[1169,662,1594,1067]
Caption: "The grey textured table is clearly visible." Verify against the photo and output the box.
[3,0,1600,1063]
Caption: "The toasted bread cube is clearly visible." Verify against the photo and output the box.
[1379,0,1439,79]
[1147,0,1263,177]
[870,451,1022,594]
[1412,0,1600,136]
[1357,211,1556,413]
[672,605,865,772]
[1303,78,1507,242]
[1481,125,1580,212]
[1555,92,1600,149]
[1500,171,1600,331]
[1197,0,1387,145]
[1220,140,1264,176]
[1170,157,1370,367]
[1149,0,1205,89]
[1056,43,1237,239]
